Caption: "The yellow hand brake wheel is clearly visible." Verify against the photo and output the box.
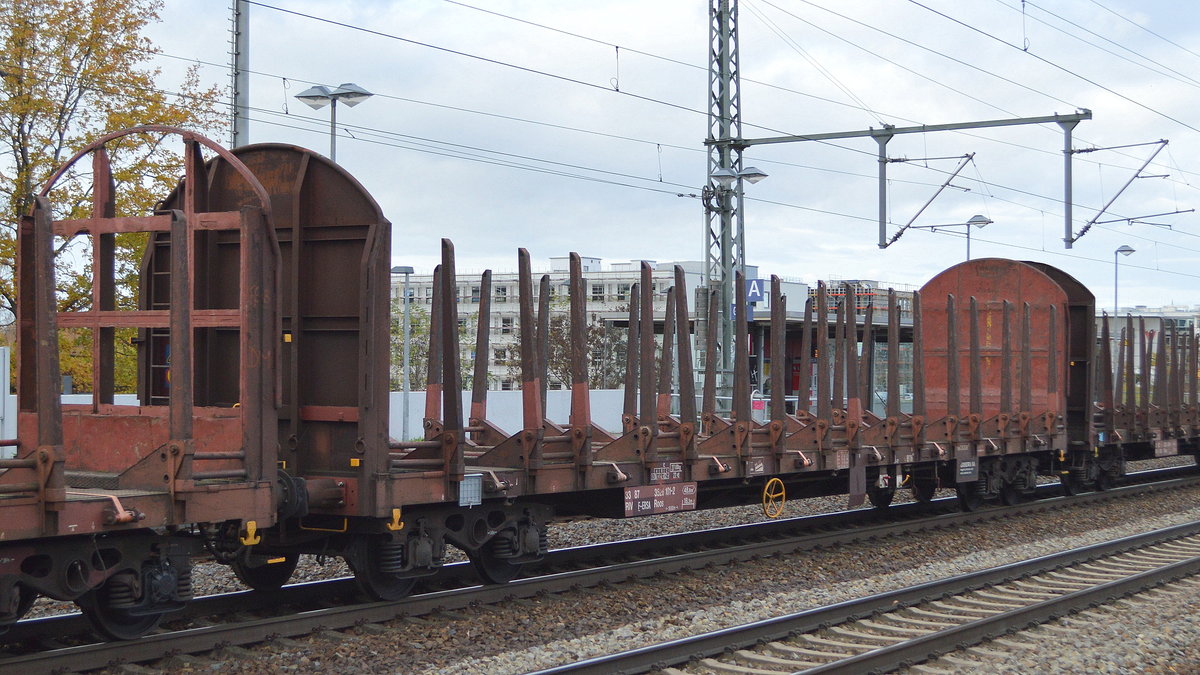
[762,477,786,518]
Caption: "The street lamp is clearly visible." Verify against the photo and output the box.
[909,214,993,260]
[295,82,373,162]
[391,265,415,441]
[1114,245,1135,316]
[709,166,768,187]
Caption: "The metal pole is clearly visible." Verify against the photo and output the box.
[1060,120,1078,248]
[402,271,411,441]
[1113,250,1119,317]
[720,184,733,387]
[231,0,250,147]
[966,225,971,261]
[876,135,890,248]
[329,98,338,162]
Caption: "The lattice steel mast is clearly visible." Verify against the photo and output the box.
[702,0,743,402]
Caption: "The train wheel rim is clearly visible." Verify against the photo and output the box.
[911,480,937,504]
[867,485,896,509]
[77,589,164,641]
[231,553,300,592]
[469,550,523,585]
[955,483,984,512]
[348,538,418,602]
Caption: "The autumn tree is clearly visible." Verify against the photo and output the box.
[0,0,225,392]
[389,299,432,390]
[388,296,477,391]
[503,309,629,390]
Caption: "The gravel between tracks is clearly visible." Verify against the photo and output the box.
[905,583,1200,674]
[104,455,1200,674]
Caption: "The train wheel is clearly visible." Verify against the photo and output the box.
[77,587,164,641]
[911,479,937,504]
[955,483,983,512]
[470,550,523,584]
[0,583,36,634]
[470,531,524,584]
[348,538,417,602]
[1061,471,1087,496]
[231,553,300,591]
[1000,482,1023,506]
[1095,471,1113,492]
[867,484,895,509]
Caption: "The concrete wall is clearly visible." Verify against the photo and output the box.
[388,389,627,440]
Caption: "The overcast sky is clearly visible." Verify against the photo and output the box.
[146,0,1200,310]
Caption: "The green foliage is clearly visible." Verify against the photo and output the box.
[0,0,225,392]
[503,308,629,389]
[389,298,431,390]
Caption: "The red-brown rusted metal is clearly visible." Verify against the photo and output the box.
[700,288,718,433]
[11,127,281,575]
[920,259,1072,425]
[656,288,676,419]
[623,283,640,431]
[673,265,698,464]
[537,274,551,414]
[470,270,493,426]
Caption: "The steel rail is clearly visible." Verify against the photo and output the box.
[4,467,1196,672]
[806,544,1200,673]
[534,520,1200,675]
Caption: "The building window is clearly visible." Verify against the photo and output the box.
[591,284,604,301]
[617,283,630,301]
[495,286,507,303]
[501,378,514,391]
[470,286,480,303]
[493,348,506,363]
[424,286,434,303]
[500,317,514,334]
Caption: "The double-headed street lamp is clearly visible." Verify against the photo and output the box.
[295,83,374,162]
[1114,245,1135,316]
[908,214,993,260]
[391,265,415,441]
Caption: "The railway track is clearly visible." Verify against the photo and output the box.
[3,467,1195,673]
[537,513,1200,674]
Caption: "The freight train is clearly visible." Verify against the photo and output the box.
[1,127,1195,639]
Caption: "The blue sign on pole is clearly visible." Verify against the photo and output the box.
[731,303,754,321]
[746,278,766,303]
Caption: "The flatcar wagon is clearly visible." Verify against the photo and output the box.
[1,127,1195,640]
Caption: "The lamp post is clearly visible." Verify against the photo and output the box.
[1114,245,1135,316]
[391,265,415,441]
[909,214,993,260]
[295,83,373,162]
[702,166,767,401]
